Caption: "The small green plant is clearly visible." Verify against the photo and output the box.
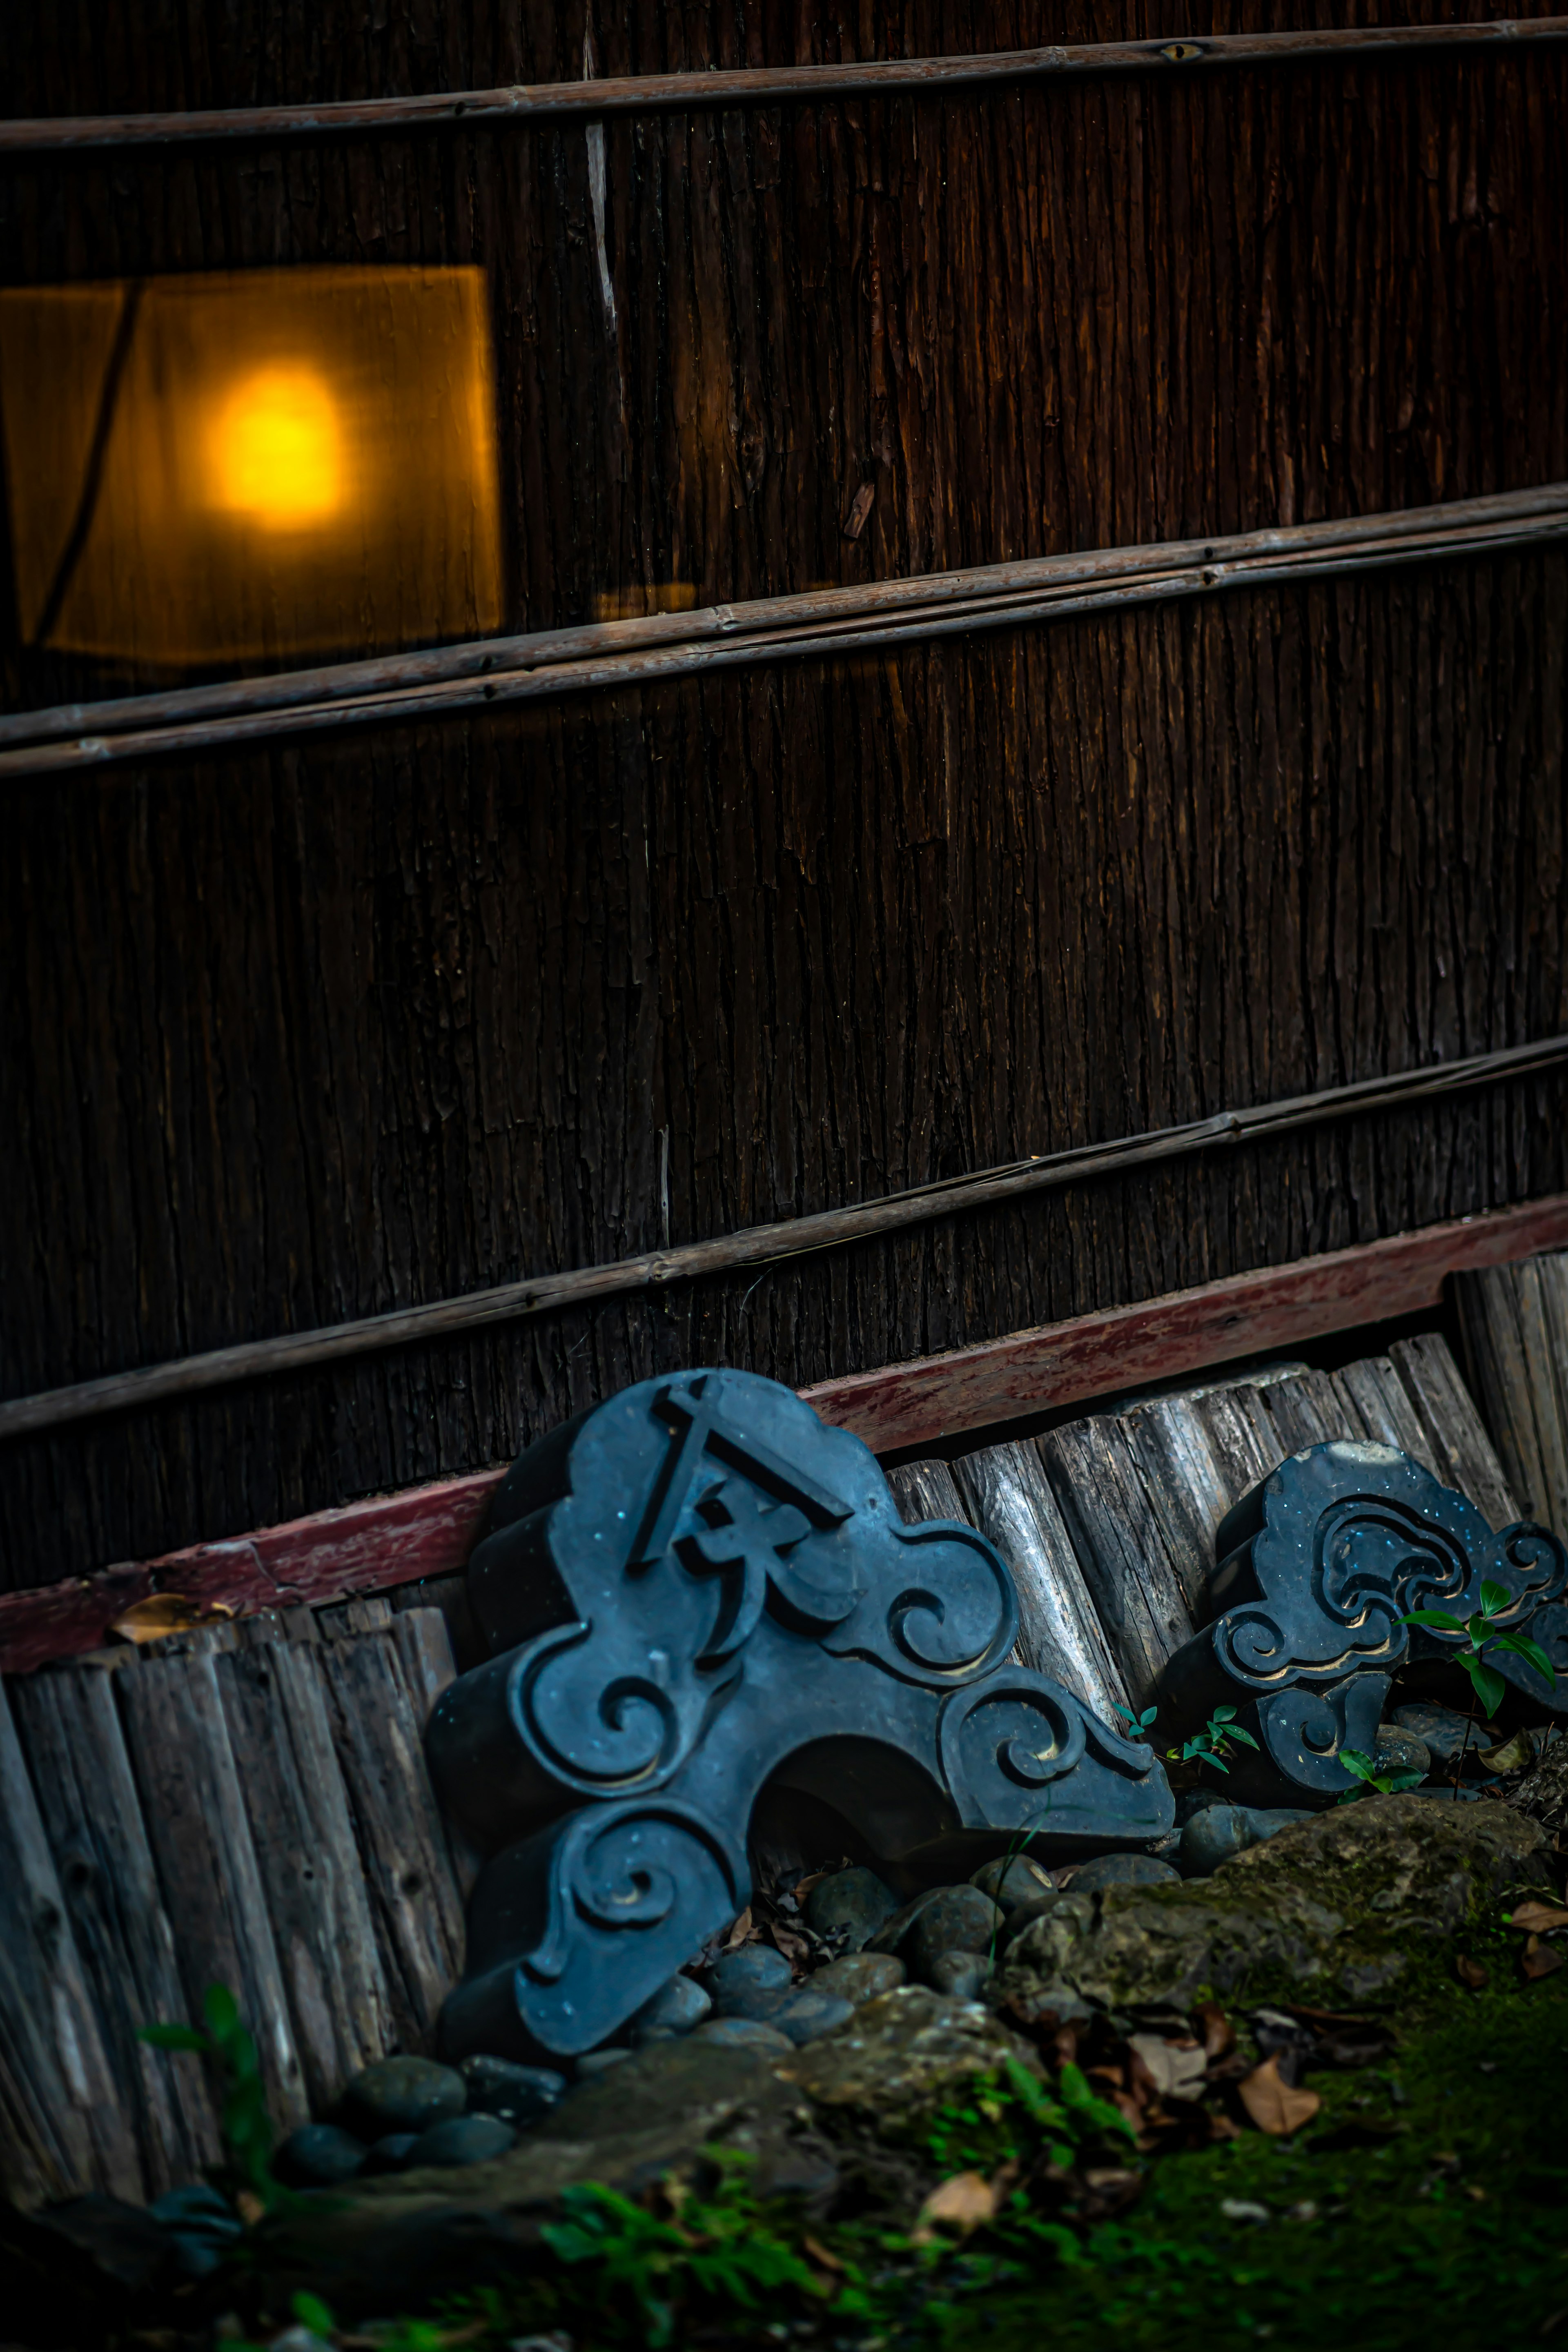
[1335,1745,1426,1802]
[1167,1705,1258,1777]
[1399,1578,1558,1719]
[1115,1705,1160,1738]
[138,1982,276,2206]
[924,2056,1136,2178]
[538,2156,839,2348]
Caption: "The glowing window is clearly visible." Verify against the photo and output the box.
[0,267,503,666]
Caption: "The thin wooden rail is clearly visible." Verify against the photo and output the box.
[2,18,1564,154]
[4,1193,1567,1676]
[3,1033,1565,1443]
[4,486,1566,780]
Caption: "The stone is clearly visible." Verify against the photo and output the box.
[147,2183,245,2279]
[0,2196,179,2349]
[927,1951,993,2000]
[537,2035,795,2143]
[1175,1787,1229,1826]
[1393,1702,1479,1763]
[458,2055,568,2129]
[866,1886,948,1955]
[693,2017,795,2053]
[1374,1725,1432,1778]
[997,1794,1549,2016]
[405,2114,518,2169]
[803,1865,903,1951]
[345,2056,466,2138]
[1178,1806,1316,1880]
[364,2134,420,2173]
[575,2049,633,2076]
[775,1984,1038,2137]
[808,1952,906,2005]
[1065,1852,1183,1891]
[709,1944,793,2014]
[904,1885,1003,1979]
[628,1972,713,2043]
[770,1989,856,2045]
[969,1853,1058,1916]
[276,2123,370,2186]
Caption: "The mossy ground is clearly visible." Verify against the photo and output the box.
[936,1972,1568,2352]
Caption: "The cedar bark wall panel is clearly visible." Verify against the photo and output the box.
[3,7,1568,1581]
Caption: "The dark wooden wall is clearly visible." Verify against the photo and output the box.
[4,4,1568,1588]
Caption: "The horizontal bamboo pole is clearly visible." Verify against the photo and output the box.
[2,18,1565,155]
[4,486,1567,780]
[3,1031,1566,1442]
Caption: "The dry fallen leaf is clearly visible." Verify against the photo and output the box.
[1455,1955,1489,1989]
[1521,1936,1566,1982]
[109,1592,235,1643]
[1197,2001,1236,2062]
[722,1906,755,1951]
[1237,2054,1322,2137]
[913,2172,998,2242]
[1506,1898,1568,1935]
[801,2232,844,2274]
[1128,2032,1209,2103]
[1479,1730,1536,1775]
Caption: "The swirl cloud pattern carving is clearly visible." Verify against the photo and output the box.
[427,1368,1172,2063]
[1154,1440,1568,1805]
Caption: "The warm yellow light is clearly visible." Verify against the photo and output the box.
[207,365,343,530]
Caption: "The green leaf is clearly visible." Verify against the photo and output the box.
[1399,1608,1467,1634]
[1458,1654,1507,1717]
[1211,1706,1237,1724]
[1224,1726,1261,1751]
[202,1982,240,2035]
[136,2023,210,2054]
[1487,1628,1559,1686]
[1338,1748,1377,1784]
[291,2292,336,2337]
[1479,1579,1512,1619]
[1199,1752,1230,1774]
[1381,1767,1426,1792]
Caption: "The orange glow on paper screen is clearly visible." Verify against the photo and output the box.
[207,366,345,530]
[0,267,502,662]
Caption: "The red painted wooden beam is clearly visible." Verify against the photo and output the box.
[4,1192,1564,1677]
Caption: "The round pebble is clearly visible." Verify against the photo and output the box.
[905,1885,1002,1978]
[709,1945,793,2016]
[630,1972,713,2044]
[693,2016,795,2053]
[1178,1806,1313,1879]
[363,2132,419,2173]
[1065,1852,1183,1891]
[576,2047,634,2076]
[406,2112,517,2168]
[344,2054,466,2136]
[1174,1786,1228,1826]
[771,1990,855,2046]
[1374,1725,1432,1778]
[802,1865,902,1951]
[275,2123,368,2187]
[808,1953,905,2005]
[1392,1702,1474,1763]
[969,1855,1057,1916]
[926,1950,993,2001]
[459,2054,568,2128]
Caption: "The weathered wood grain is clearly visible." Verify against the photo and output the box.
[1390,1332,1520,1530]
[316,1631,466,2053]
[114,1652,309,2134]
[885,1458,967,1527]
[1036,1419,1194,1709]
[2,4,1567,1579]
[0,1672,142,2206]
[7,1661,221,2196]
[214,1642,396,2111]
[949,1440,1127,1727]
